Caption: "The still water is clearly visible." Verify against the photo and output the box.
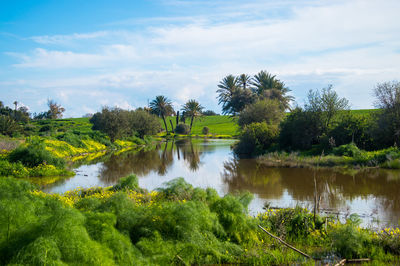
[44,139,400,228]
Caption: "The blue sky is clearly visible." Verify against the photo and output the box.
[1,0,399,117]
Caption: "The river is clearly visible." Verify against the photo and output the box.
[43,139,400,228]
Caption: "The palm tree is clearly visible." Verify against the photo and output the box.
[237,74,252,90]
[217,74,239,115]
[181,99,203,133]
[150,95,174,134]
[251,70,293,110]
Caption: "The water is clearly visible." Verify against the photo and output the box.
[44,139,400,228]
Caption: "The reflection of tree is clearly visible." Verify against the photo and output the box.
[222,158,400,224]
[221,158,283,198]
[98,139,212,183]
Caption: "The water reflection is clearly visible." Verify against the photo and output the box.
[45,139,400,227]
[222,157,400,226]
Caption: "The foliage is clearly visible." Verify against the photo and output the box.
[329,214,373,259]
[0,115,21,137]
[279,107,322,150]
[251,70,293,110]
[150,95,174,134]
[129,109,161,138]
[181,99,204,133]
[217,74,255,116]
[175,123,190,134]
[0,177,398,265]
[47,99,66,119]
[202,110,218,116]
[238,99,284,128]
[234,122,279,157]
[333,143,361,157]
[328,112,374,150]
[8,138,65,168]
[90,107,130,142]
[372,81,400,148]
[305,85,350,131]
[202,126,210,135]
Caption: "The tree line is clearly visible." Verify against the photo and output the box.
[219,70,400,157]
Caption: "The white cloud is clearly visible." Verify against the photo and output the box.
[3,0,400,115]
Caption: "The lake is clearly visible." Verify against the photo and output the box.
[44,139,400,228]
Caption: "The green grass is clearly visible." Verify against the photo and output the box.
[162,115,239,136]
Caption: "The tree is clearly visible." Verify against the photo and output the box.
[90,107,130,142]
[238,99,284,128]
[373,81,400,147]
[150,96,174,134]
[237,74,252,90]
[47,99,65,119]
[129,109,161,138]
[305,85,349,131]
[217,75,255,116]
[234,122,279,157]
[181,99,204,133]
[251,70,293,110]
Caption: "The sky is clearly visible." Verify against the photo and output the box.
[1,0,399,117]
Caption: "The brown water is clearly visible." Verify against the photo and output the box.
[44,139,400,228]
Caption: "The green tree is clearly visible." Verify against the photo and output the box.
[237,74,252,90]
[150,96,174,134]
[305,85,349,132]
[251,70,293,110]
[238,99,284,128]
[234,122,279,157]
[129,109,161,138]
[217,75,255,116]
[90,107,130,142]
[373,81,400,147]
[181,99,204,133]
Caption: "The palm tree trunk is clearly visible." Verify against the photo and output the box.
[162,114,169,134]
[190,116,194,134]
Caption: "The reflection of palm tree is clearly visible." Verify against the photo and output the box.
[158,141,174,176]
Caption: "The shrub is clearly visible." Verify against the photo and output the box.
[112,174,141,192]
[329,214,373,259]
[8,139,65,168]
[175,123,190,134]
[129,109,161,138]
[0,115,21,137]
[333,143,361,157]
[202,126,210,135]
[238,99,284,128]
[234,122,278,157]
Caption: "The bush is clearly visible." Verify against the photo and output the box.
[129,110,161,138]
[333,143,361,157]
[329,214,373,259]
[202,126,210,135]
[234,122,279,157]
[175,123,190,134]
[0,115,21,137]
[238,99,284,128]
[8,139,65,168]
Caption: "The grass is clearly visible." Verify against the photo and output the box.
[162,115,239,136]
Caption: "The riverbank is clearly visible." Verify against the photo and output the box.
[258,144,400,170]
[0,175,399,265]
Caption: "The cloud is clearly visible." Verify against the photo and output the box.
[3,0,400,115]
[30,31,109,44]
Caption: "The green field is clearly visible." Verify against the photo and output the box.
[162,115,239,136]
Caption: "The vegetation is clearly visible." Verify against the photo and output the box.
[238,99,285,128]
[0,176,398,265]
[181,99,204,133]
[150,95,174,135]
[90,107,160,141]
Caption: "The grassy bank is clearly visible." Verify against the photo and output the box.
[258,144,400,170]
[0,175,398,265]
